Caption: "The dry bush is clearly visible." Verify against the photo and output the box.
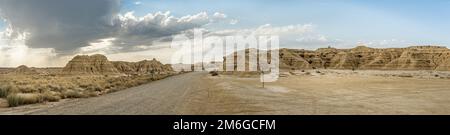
[209,71,219,76]
[41,91,61,102]
[62,90,87,99]
[0,84,12,98]
[17,85,36,93]
[7,93,43,107]
[84,91,99,97]
[47,84,60,91]
[398,74,413,78]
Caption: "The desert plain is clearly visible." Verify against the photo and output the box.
[1,45,450,114]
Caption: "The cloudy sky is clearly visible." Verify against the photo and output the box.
[0,0,449,67]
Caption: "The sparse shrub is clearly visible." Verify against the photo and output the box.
[84,91,99,97]
[7,93,43,107]
[209,71,219,76]
[42,92,61,102]
[78,83,90,88]
[32,76,40,80]
[18,85,36,93]
[398,74,413,78]
[125,81,138,88]
[107,87,120,93]
[104,84,112,89]
[62,90,86,98]
[37,84,51,93]
[289,71,295,75]
[48,84,63,92]
[112,81,123,88]
[63,82,76,90]
[0,84,12,98]
[86,84,103,92]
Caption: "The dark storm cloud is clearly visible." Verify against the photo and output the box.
[0,0,226,53]
[112,11,214,51]
[0,0,120,52]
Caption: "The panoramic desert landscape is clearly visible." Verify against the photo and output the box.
[0,45,450,114]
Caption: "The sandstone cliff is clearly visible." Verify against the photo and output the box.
[279,46,450,71]
[222,45,450,71]
[62,54,173,75]
[112,58,174,75]
[62,54,119,74]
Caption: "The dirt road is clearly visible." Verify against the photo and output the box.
[29,72,212,114]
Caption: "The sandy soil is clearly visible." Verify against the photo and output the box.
[193,70,450,114]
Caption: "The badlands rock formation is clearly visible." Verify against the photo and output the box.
[62,54,119,74]
[279,46,450,71]
[223,45,450,71]
[63,54,173,75]
[10,65,39,75]
[112,58,174,75]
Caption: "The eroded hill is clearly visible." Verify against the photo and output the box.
[279,46,450,71]
[0,54,176,107]
[62,54,174,75]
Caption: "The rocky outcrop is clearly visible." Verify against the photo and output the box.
[10,65,39,75]
[63,54,174,75]
[112,58,174,75]
[279,48,311,69]
[279,45,450,71]
[62,54,119,74]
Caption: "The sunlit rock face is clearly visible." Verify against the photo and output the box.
[62,54,119,74]
[112,59,174,75]
[278,46,450,71]
[63,54,174,75]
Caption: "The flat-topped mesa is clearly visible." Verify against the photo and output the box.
[62,54,119,74]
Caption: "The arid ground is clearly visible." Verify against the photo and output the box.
[1,70,449,115]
